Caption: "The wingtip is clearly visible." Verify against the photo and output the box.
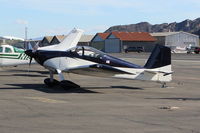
[72,28,84,33]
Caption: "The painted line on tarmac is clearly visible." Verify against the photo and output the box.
[172,60,200,63]
[122,58,200,63]
[175,76,200,81]
[24,97,67,103]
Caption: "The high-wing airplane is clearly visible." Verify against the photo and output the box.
[0,44,30,66]
[25,28,172,88]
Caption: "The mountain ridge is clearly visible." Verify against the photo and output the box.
[105,18,200,37]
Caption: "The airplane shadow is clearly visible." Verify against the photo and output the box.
[111,86,144,90]
[85,86,144,90]
[146,97,200,101]
[1,84,143,94]
[2,84,99,94]
[12,74,48,77]
[0,74,47,77]
[7,69,49,75]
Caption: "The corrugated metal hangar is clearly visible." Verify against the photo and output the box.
[151,32,199,50]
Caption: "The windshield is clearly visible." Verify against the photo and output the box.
[68,46,105,58]
[13,47,24,53]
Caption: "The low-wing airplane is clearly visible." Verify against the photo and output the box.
[25,28,172,88]
[0,44,30,66]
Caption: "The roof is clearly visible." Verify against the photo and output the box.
[150,32,179,37]
[79,35,94,42]
[43,36,54,43]
[52,35,94,43]
[110,32,156,42]
[97,33,110,40]
[53,35,66,42]
[151,31,199,38]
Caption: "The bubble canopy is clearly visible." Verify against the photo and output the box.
[67,46,105,58]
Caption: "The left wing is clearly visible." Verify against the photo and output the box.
[68,64,132,77]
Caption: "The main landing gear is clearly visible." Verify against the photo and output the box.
[44,70,80,88]
[161,82,167,88]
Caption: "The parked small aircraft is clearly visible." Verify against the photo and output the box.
[0,44,30,66]
[25,28,172,88]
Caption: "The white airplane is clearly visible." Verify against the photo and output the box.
[0,44,30,66]
[25,28,173,88]
[171,46,187,53]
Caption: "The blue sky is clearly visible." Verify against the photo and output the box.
[0,0,200,38]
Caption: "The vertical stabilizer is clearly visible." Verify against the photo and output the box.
[144,45,171,69]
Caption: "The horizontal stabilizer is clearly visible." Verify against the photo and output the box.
[144,70,173,76]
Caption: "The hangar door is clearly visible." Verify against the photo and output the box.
[105,39,120,53]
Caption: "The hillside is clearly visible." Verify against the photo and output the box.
[105,18,200,37]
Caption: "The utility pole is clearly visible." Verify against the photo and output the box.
[24,26,28,49]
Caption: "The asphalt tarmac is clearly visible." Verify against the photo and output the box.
[0,53,200,133]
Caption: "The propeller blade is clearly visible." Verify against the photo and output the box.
[25,50,34,66]
[27,42,33,50]
[29,57,33,66]
[33,42,39,51]
[25,50,34,57]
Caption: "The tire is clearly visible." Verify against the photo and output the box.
[44,78,60,87]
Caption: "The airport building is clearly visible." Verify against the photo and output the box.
[40,36,54,47]
[151,32,199,50]
[91,32,156,53]
[90,33,110,51]
[39,35,94,47]
[51,35,65,45]
[0,37,6,45]
[78,35,94,46]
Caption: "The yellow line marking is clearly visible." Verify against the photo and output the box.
[24,97,67,103]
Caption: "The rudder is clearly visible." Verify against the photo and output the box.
[144,44,171,69]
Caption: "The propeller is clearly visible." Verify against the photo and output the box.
[25,42,39,66]
[25,50,35,66]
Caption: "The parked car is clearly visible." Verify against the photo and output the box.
[187,46,200,54]
[125,47,144,53]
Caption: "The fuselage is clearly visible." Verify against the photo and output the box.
[0,45,30,66]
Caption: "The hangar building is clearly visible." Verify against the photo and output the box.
[151,32,199,50]
[40,36,53,47]
[40,35,93,47]
[91,32,156,53]
[90,33,110,51]
[51,35,65,45]
[78,35,94,46]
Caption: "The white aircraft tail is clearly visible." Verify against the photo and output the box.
[39,28,84,51]
[143,45,172,82]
